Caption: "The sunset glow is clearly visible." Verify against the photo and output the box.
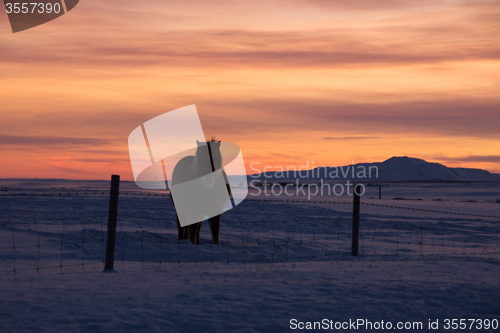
[1,0,499,179]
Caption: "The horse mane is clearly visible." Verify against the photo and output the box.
[209,136,220,143]
[192,137,222,177]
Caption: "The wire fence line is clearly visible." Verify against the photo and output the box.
[2,191,499,219]
[1,187,499,274]
[246,198,500,219]
[0,216,108,274]
[1,210,498,274]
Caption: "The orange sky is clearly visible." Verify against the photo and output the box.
[1,0,499,180]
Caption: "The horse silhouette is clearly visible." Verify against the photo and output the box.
[170,138,230,245]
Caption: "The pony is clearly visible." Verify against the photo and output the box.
[170,137,230,245]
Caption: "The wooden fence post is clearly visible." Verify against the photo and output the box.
[104,175,120,271]
[352,183,361,256]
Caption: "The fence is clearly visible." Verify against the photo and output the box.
[1,179,499,274]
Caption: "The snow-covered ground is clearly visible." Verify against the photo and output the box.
[0,179,499,332]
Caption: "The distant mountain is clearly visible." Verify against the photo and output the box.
[248,156,500,182]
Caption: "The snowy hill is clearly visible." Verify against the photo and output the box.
[249,156,500,182]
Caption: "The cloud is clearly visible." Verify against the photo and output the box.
[197,98,500,139]
[48,164,95,175]
[434,155,500,163]
[73,157,131,163]
[1,30,498,69]
[1,0,499,70]
[295,0,439,10]
[322,136,377,140]
[0,135,113,147]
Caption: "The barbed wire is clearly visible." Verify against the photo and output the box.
[1,190,499,275]
[245,198,500,219]
[2,191,499,219]
[0,215,107,274]
[1,214,498,275]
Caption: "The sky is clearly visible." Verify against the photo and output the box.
[0,0,499,180]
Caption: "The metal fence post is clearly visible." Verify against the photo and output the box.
[104,175,120,271]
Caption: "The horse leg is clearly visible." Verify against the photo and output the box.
[176,216,188,240]
[172,196,187,240]
[209,215,221,245]
[182,224,188,239]
[188,222,201,245]
[196,222,202,245]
